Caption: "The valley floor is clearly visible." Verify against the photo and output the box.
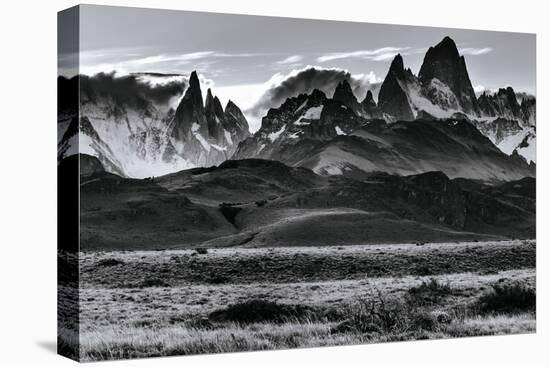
[69,240,536,361]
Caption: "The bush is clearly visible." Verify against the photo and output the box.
[407,279,454,306]
[413,263,434,276]
[138,278,169,288]
[209,299,316,324]
[194,248,208,255]
[477,282,535,314]
[332,290,449,335]
[204,274,229,284]
[95,258,124,267]
[333,293,407,334]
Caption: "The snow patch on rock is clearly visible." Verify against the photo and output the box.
[268,125,286,142]
[335,126,346,135]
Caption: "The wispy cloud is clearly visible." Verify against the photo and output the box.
[275,55,303,65]
[459,47,493,56]
[77,50,266,76]
[130,52,216,65]
[317,47,409,63]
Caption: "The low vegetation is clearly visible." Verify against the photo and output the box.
[95,258,125,267]
[407,278,456,306]
[209,299,318,324]
[73,241,536,361]
[80,241,535,288]
[194,248,208,255]
[477,282,536,314]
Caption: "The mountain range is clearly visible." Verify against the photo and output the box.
[58,71,250,178]
[59,36,536,249]
[58,36,536,179]
[233,37,534,182]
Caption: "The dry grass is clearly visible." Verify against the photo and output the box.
[79,240,535,287]
[71,240,536,361]
[78,313,535,361]
[445,313,535,337]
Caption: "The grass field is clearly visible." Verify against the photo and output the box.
[71,240,536,361]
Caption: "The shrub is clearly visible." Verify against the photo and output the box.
[407,279,454,306]
[332,290,449,335]
[95,258,124,267]
[138,278,169,288]
[209,299,316,324]
[477,282,535,314]
[194,248,208,255]
[204,274,229,284]
[413,263,434,276]
[333,292,408,334]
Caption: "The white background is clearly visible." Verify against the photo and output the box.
[0,0,548,365]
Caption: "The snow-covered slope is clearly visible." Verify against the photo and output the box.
[58,72,251,178]
[233,85,535,182]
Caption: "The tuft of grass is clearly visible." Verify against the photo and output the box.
[209,299,317,324]
[477,282,535,314]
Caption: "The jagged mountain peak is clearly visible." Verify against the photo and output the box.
[362,90,376,106]
[188,70,200,88]
[378,54,416,121]
[225,99,238,113]
[183,70,203,107]
[497,86,518,100]
[388,54,405,76]
[164,70,251,167]
[310,88,327,101]
[334,79,352,90]
[224,100,250,136]
[418,36,478,114]
[430,36,460,58]
[333,79,359,109]
[205,88,215,108]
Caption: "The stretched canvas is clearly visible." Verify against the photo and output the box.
[58,4,536,362]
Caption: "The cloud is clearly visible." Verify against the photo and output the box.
[473,85,487,95]
[79,50,266,76]
[352,71,383,85]
[79,72,187,111]
[276,55,304,65]
[317,47,409,63]
[244,66,382,132]
[459,47,493,56]
[129,52,216,66]
[134,73,187,86]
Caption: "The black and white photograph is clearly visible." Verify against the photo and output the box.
[57,4,536,362]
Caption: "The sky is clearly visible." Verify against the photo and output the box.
[63,4,536,131]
